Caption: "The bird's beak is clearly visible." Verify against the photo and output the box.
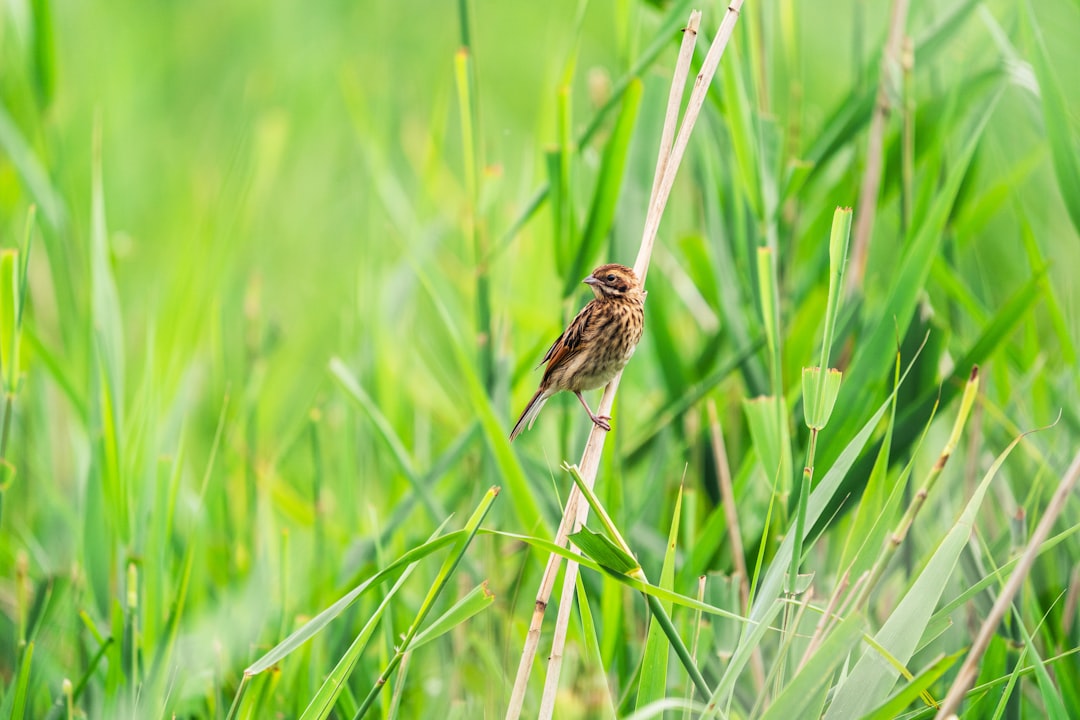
[583,276,598,286]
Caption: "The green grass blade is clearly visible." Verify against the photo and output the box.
[574,573,618,720]
[10,640,33,720]
[28,0,56,108]
[563,77,643,297]
[0,105,66,229]
[0,250,20,393]
[635,486,683,709]
[1012,604,1069,720]
[410,581,494,650]
[1021,0,1080,236]
[329,358,448,522]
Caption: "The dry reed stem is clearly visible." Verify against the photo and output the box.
[706,398,764,689]
[846,0,911,296]
[935,449,1080,719]
[506,3,748,716]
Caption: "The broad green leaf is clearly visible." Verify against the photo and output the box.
[569,527,639,574]
[484,529,747,622]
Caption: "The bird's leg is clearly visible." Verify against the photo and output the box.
[574,391,611,431]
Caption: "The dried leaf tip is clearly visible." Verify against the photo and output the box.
[969,365,979,381]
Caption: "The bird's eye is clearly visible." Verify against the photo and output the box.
[606,273,616,282]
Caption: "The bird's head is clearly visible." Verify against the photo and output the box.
[583,263,639,300]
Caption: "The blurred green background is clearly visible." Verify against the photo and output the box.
[2,0,1079,717]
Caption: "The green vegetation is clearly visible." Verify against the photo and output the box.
[1,0,1078,718]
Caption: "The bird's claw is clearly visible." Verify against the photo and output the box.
[592,415,612,432]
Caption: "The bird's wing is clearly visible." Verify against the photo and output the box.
[538,301,595,379]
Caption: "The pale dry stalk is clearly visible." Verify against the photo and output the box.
[846,0,911,296]
[706,398,765,689]
[506,3,748,717]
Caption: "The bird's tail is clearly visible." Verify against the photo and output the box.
[509,389,549,442]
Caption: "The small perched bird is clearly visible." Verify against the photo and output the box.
[510,263,645,441]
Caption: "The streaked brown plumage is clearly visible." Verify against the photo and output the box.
[509,263,645,441]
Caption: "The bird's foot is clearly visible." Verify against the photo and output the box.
[591,415,612,432]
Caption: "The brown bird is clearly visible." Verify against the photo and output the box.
[510,263,645,441]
